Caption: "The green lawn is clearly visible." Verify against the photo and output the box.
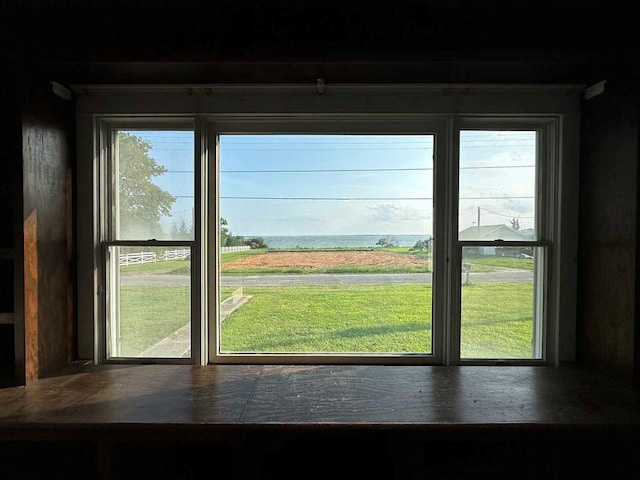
[118,285,190,356]
[463,256,534,271]
[117,252,535,358]
[460,282,534,358]
[220,284,433,353]
[220,282,534,357]
[119,259,190,276]
[117,282,534,358]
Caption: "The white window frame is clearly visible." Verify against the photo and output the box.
[95,117,204,364]
[450,117,559,365]
[74,84,581,366]
[208,115,448,365]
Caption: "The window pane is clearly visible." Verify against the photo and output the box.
[218,134,434,355]
[114,130,194,240]
[459,131,537,240]
[460,246,542,359]
[107,245,191,358]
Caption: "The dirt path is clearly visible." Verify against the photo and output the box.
[222,251,428,269]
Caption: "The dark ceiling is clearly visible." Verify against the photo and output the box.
[1,0,638,85]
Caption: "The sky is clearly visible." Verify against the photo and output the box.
[123,130,537,238]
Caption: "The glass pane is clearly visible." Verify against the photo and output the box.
[107,245,191,358]
[459,130,537,240]
[218,134,434,355]
[114,130,194,240]
[460,246,542,359]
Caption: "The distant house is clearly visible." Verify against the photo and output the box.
[458,224,532,256]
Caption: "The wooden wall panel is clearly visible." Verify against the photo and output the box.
[23,209,38,383]
[577,78,639,382]
[19,80,75,383]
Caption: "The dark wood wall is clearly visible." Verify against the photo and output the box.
[0,78,21,387]
[13,79,75,385]
[577,77,639,382]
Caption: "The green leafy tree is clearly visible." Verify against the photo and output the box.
[220,217,230,245]
[409,238,432,253]
[118,133,176,238]
[246,237,268,249]
[220,217,245,246]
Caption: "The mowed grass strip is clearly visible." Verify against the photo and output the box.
[464,256,534,272]
[220,284,433,353]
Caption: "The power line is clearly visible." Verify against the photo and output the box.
[220,167,432,173]
[460,196,535,200]
[221,147,432,151]
[160,165,533,173]
[459,165,534,170]
[478,207,535,219]
[220,196,433,200]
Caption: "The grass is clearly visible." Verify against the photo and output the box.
[220,284,433,353]
[118,285,190,356]
[118,282,534,358]
[220,249,266,263]
[220,282,534,358]
[463,256,534,271]
[117,253,535,358]
[461,282,534,358]
[119,259,190,276]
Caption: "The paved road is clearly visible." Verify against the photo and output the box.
[120,271,533,287]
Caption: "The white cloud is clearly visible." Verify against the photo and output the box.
[367,203,427,225]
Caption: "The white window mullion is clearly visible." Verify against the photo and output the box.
[445,116,461,365]
[206,127,220,361]
[193,116,207,365]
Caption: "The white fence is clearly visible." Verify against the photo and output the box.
[119,246,248,265]
[119,248,190,266]
[164,248,190,260]
[221,245,250,253]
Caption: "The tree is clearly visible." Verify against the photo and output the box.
[220,218,268,249]
[220,217,245,246]
[171,220,192,240]
[410,238,432,254]
[246,237,268,249]
[375,237,398,248]
[118,133,176,238]
[509,217,520,231]
[220,217,231,245]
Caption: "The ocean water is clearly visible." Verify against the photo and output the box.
[260,234,430,249]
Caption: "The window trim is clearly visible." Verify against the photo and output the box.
[207,115,448,365]
[73,84,581,367]
[451,117,562,365]
[97,118,200,364]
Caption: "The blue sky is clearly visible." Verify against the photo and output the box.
[459,130,536,234]
[219,134,433,236]
[125,130,536,237]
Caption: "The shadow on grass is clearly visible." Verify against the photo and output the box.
[222,320,432,353]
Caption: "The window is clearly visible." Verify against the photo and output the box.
[217,134,434,357]
[457,128,544,360]
[79,85,579,366]
[102,125,196,361]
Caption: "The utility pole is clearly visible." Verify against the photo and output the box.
[477,206,481,235]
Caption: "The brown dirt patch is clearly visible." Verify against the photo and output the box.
[222,251,428,269]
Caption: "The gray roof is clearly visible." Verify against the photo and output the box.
[458,224,531,241]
